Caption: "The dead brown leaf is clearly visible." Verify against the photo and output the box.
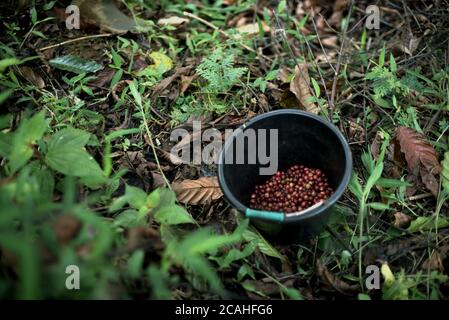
[395,127,441,196]
[157,16,189,27]
[52,214,81,246]
[328,0,348,28]
[289,64,319,114]
[76,0,149,34]
[393,212,412,229]
[172,176,223,205]
[19,66,45,89]
[152,172,166,189]
[150,66,192,100]
[88,67,115,88]
[316,261,359,295]
[422,251,444,272]
[234,22,270,39]
[180,74,197,94]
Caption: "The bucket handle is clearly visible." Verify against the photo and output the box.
[245,208,285,222]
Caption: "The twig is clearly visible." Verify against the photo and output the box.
[408,193,433,201]
[37,33,113,51]
[329,0,355,117]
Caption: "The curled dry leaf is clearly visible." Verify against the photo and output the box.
[18,66,45,89]
[152,172,166,189]
[393,212,412,229]
[422,251,444,272]
[328,0,348,27]
[395,127,441,196]
[316,261,359,295]
[88,67,115,88]
[289,63,319,114]
[234,22,270,39]
[172,176,223,205]
[180,74,197,94]
[157,16,189,27]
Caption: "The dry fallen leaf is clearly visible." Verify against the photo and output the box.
[172,176,223,205]
[74,0,149,33]
[316,261,359,295]
[393,212,412,229]
[234,22,270,39]
[88,67,115,88]
[395,127,441,196]
[328,0,348,27]
[180,74,197,95]
[289,64,319,114]
[19,66,45,89]
[422,251,444,272]
[157,16,189,27]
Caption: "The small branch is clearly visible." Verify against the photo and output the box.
[329,0,355,116]
[37,33,113,51]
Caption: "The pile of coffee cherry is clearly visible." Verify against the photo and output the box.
[249,165,333,213]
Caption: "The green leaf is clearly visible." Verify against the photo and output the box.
[265,69,278,81]
[178,221,248,256]
[241,280,267,297]
[348,171,363,200]
[376,178,410,188]
[185,256,224,295]
[128,250,144,278]
[211,241,257,269]
[146,266,171,299]
[441,151,449,193]
[147,188,176,210]
[113,209,141,228]
[281,286,303,300]
[358,293,371,300]
[0,89,14,105]
[237,264,255,282]
[45,127,103,178]
[277,0,287,13]
[128,81,142,107]
[110,184,147,213]
[243,227,286,261]
[124,185,147,210]
[407,216,449,233]
[49,55,103,74]
[311,77,321,97]
[30,7,37,24]
[0,132,12,158]
[45,148,103,177]
[47,127,90,150]
[379,45,386,66]
[389,54,397,73]
[368,202,389,211]
[0,58,21,72]
[154,204,194,225]
[364,162,383,196]
[9,111,47,173]
[110,48,123,68]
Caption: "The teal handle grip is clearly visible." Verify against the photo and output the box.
[245,209,285,222]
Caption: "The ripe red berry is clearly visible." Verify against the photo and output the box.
[249,165,333,213]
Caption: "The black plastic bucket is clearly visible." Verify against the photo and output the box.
[218,109,352,243]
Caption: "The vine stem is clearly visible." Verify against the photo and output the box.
[141,109,172,190]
